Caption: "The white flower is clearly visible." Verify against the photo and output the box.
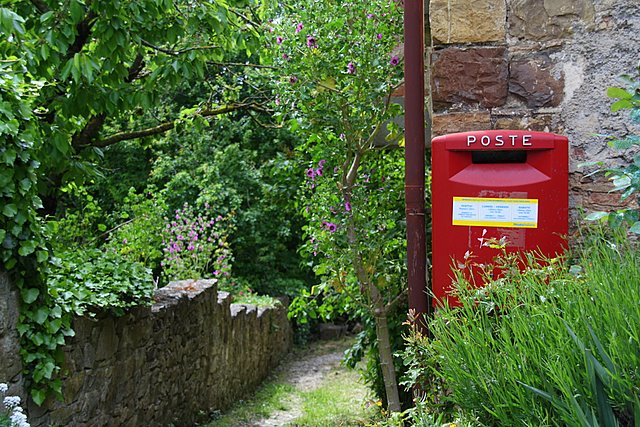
[4,395,21,408]
[0,383,7,393]
[10,409,30,427]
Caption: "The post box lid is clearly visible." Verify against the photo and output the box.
[433,130,567,151]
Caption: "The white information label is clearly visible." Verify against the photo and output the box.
[452,197,538,228]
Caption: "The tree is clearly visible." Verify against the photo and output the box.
[267,0,407,411]
[3,0,271,208]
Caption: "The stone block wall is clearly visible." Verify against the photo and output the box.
[428,0,640,218]
[1,279,293,427]
[0,272,25,400]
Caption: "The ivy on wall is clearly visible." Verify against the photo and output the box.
[0,27,73,404]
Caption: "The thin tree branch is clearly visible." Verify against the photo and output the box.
[141,39,218,56]
[90,103,259,148]
[207,61,276,70]
[383,288,408,315]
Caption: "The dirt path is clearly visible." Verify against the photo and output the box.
[212,337,370,427]
[253,341,348,426]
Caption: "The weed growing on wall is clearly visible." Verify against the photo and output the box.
[583,67,640,233]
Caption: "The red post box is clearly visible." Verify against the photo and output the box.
[431,130,568,306]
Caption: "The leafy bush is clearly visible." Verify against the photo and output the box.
[403,230,640,426]
[47,248,154,317]
[103,187,167,273]
[148,119,310,297]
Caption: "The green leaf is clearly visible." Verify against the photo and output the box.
[607,87,632,99]
[33,307,49,324]
[585,211,608,221]
[36,250,48,263]
[629,221,640,234]
[611,99,633,112]
[2,203,17,217]
[21,287,40,304]
[31,387,46,406]
[19,240,37,256]
[69,0,85,23]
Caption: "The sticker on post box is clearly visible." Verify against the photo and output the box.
[452,197,538,228]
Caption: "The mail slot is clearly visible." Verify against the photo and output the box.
[431,130,568,306]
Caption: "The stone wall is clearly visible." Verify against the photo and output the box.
[0,272,25,401]
[428,0,640,219]
[9,279,293,427]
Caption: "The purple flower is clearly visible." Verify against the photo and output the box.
[307,36,317,48]
[347,62,356,74]
[276,36,284,44]
[389,55,400,66]
[177,234,184,241]
[315,168,323,177]
[282,53,289,60]
[318,159,326,168]
[344,202,352,212]
[122,238,128,245]
[377,33,382,40]
[289,75,298,84]
[367,13,374,19]
[327,223,337,233]
[295,23,304,33]
[306,167,315,178]
[187,244,195,251]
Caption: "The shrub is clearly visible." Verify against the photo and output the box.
[404,229,640,426]
[47,248,154,317]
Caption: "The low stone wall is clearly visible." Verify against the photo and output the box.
[22,279,292,426]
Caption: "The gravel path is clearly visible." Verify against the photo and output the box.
[247,339,354,427]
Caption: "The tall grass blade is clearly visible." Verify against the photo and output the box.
[587,323,616,375]
[586,349,620,427]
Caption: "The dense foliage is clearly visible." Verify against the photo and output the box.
[0,0,280,404]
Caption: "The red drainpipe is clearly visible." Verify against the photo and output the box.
[403,0,428,329]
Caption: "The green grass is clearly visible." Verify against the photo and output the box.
[207,382,296,426]
[290,367,376,426]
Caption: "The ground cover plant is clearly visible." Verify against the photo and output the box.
[402,228,640,426]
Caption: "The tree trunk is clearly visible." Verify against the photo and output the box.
[370,283,402,412]
[342,151,401,412]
